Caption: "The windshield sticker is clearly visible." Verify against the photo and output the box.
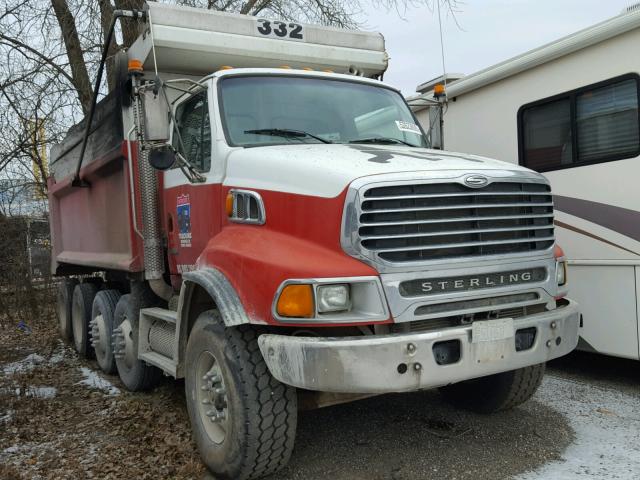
[395,120,422,135]
[177,194,192,248]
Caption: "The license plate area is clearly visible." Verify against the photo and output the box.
[471,318,515,364]
[471,318,515,343]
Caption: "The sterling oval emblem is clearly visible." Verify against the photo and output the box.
[464,174,489,188]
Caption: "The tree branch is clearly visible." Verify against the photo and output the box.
[51,0,93,113]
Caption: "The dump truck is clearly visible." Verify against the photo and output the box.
[49,3,580,478]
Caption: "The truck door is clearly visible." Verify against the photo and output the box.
[162,88,222,284]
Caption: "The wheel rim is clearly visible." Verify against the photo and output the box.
[71,297,84,350]
[195,351,229,444]
[90,314,109,361]
[113,317,136,370]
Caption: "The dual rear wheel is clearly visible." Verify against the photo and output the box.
[56,279,160,389]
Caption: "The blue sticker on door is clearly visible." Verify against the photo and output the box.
[177,193,192,248]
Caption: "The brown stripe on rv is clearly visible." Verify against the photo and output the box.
[554,195,640,242]
[553,220,640,256]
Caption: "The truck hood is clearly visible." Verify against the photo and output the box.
[223,143,532,198]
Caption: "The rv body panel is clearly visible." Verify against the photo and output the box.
[417,11,640,359]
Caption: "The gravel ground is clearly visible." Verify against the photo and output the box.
[1,313,638,480]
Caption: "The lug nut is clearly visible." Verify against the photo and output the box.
[414,363,422,371]
[407,343,416,354]
[550,321,557,329]
[546,340,552,348]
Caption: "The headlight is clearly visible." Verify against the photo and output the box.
[556,261,567,286]
[317,284,351,313]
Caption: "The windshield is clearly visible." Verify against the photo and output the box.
[219,75,428,148]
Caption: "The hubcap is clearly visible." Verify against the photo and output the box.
[196,351,229,444]
[112,318,136,369]
[90,314,109,359]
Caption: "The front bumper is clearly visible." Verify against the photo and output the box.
[258,299,579,393]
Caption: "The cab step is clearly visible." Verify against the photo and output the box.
[138,307,179,378]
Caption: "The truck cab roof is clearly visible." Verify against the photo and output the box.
[208,68,398,92]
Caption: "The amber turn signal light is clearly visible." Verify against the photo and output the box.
[276,284,314,318]
[225,192,234,217]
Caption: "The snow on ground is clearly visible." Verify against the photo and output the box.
[517,374,640,480]
[2,353,46,375]
[76,367,120,396]
[24,386,57,399]
[48,341,66,364]
[0,410,14,424]
[0,386,58,399]
[2,344,65,377]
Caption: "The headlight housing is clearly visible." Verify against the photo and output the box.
[273,277,388,323]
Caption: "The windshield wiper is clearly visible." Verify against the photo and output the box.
[348,137,416,147]
[244,128,332,144]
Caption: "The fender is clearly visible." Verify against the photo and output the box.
[174,267,250,377]
[181,267,251,327]
[197,225,381,326]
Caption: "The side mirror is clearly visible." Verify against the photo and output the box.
[148,145,176,170]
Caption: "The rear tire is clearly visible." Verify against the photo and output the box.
[71,282,98,358]
[91,290,121,374]
[56,278,78,342]
[113,294,162,391]
[439,363,546,413]
[185,311,297,480]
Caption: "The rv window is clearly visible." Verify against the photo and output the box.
[173,91,211,172]
[522,98,572,171]
[519,75,640,172]
[576,79,639,163]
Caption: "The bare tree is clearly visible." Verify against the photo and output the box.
[0,0,459,203]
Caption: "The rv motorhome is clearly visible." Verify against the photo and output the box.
[410,5,640,360]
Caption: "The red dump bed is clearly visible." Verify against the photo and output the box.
[47,92,143,275]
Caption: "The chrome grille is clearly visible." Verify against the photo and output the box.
[358,181,554,263]
[390,303,548,334]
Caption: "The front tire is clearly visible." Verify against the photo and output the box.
[185,311,297,480]
[439,363,546,413]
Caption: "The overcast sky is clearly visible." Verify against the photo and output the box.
[359,0,634,94]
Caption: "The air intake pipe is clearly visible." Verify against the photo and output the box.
[131,74,173,301]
